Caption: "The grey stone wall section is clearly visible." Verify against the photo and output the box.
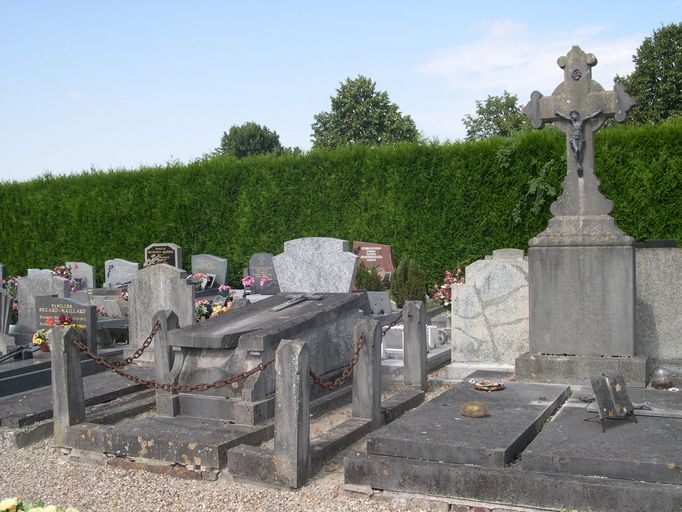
[50,325,85,447]
[450,251,529,366]
[529,246,635,356]
[273,237,358,293]
[274,339,310,488]
[635,247,682,364]
[15,270,71,341]
[127,264,194,364]
[403,301,427,390]
[352,318,382,428]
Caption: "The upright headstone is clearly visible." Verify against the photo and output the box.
[446,249,528,379]
[0,289,14,355]
[66,262,96,290]
[14,269,71,344]
[104,258,140,287]
[273,237,358,294]
[191,254,228,287]
[127,264,194,363]
[248,252,280,294]
[145,243,182,268]
[0,263,4,282]
[517,46,646,385]
[352,241,395,284]
[36,296,98,353]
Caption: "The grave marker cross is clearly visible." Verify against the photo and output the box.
[523,46,634,218]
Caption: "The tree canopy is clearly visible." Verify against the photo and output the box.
[616,23,682,124]
[462,91,530,140]
[218,122,283,158]
[311,75,419,149]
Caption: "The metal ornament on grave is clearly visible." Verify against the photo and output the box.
[523,46,635,246]
[589,373,637,432]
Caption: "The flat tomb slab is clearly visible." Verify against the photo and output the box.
[64,415,271,469]
[521,405,682,484]
[366,380,569,467]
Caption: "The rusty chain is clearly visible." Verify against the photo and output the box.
[71,310,406,393]
[109,319,161,368]
[72,329,274,393]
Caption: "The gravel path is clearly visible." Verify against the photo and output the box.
[1,372,453,512]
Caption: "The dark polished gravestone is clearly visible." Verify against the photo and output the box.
[247,252,279,295]
[144,243,182,268]
[365,379,569,467]
[352,241,395,285]
[191,253,228,288]
[35,296,97,353]
[160,292,371,425]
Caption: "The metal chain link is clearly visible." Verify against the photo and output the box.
[382,311,403,337]
[72,334,274,393]
[109,319,161,368]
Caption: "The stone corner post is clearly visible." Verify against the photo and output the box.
[153,310,180,417]
[352,317,382,427]
[50,325,85,447]
[403,300,427,391]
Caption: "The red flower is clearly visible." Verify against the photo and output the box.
[46,316,55,327]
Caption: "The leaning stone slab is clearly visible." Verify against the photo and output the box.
[273,237,358,293]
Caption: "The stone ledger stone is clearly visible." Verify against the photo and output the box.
[127,264,195,363]
[446,249,528,380]
[273,237,358,294]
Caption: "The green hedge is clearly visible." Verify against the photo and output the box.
[1,119,680,287]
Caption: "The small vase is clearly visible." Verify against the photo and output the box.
[39,344,50,352]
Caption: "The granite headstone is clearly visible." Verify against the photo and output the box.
[191,254,228,287]
[248,252,279,294]
[36,296,98,353]
[104,258,140,288]
[352,241,395,284]
[66,261,96,290]
[273,237,358,294]
[145,243,182,268]
[14,269,71,343]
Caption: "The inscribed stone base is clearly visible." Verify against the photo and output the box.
[515,352,648,387]
[529,245,634,356]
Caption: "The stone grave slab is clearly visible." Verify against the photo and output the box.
[273,237,358,293]
[104,258,139,287]
[66,261,96,289]
[248,253,279,294]
[522,404,682,484]
[145,242,182,268]
[36,296,97,352]
[366,380,569,467]
[64,415,270,469]
[191,253,228,287]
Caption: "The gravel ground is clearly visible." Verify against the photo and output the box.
[0,370,454,512]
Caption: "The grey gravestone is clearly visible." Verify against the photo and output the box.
[36,296,98,353]
[446,249,528,379]
[366,291,391,315]
[145,243,182,268]
[0,290,14,355]
[191,253,228,287]
[14,269,71,343]
[66,262,96,289]
[0,263,4,282]
[248,253,279,294]
[104,258,140,287]
[273,237,358,293]
[127,263,194,363]
[517,46,645,385]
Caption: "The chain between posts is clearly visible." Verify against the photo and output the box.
[71,325,275,393]
[309,311,404,390]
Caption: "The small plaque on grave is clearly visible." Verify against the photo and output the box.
[145,243,182,268]
[590,373,636,432]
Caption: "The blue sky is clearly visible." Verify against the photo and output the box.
[1,1,680,182]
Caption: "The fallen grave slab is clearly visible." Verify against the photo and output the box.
[522,402,682,485]
[366,379,569,467]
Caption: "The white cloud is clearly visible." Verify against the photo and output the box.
[67,91,83,101]
[416,20,643,139]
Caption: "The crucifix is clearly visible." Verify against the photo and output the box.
[523,46,634,218]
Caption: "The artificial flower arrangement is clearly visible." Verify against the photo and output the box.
[0,496,78,512]
[2,275,20,323]
[242,275,271,288]
[32,314,86,351]
[52,265,79,293]
[194,299,233,322]
[431,267,465,307]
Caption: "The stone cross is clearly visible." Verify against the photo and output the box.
[523,46,634,218]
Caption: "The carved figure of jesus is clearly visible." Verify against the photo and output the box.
[554,109,602,176]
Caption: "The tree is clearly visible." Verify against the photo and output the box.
[218,122,282,158]
[311,75,419,149]
[616,23,682,124]
[462,91,530,140]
